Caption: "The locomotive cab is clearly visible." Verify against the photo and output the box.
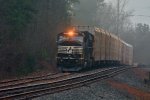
[56,30,94,71]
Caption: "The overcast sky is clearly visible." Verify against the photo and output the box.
[105,0,150,25]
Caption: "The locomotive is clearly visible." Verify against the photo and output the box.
[56,26,133,71]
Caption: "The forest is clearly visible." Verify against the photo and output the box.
[0,0,149,79]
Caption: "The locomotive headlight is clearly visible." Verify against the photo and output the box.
[68,31,74,37]
[64,30,77,37]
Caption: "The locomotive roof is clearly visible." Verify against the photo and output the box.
[58,31,83,36]
[58,31,93,36]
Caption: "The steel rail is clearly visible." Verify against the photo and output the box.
[0,73,58,84]
[0,73,70,90]
[0,67,116,93]
[0,67,132,100]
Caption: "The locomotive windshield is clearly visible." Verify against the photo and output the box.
[58,36,83,42]
[57,32,84,46]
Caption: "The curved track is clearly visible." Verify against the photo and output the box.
[0,66,136,100]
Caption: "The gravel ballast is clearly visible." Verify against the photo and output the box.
[34,81,134,100]
[34,67,150,100]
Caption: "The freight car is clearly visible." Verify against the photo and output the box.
[56,26,133,71]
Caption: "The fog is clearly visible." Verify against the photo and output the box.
[106,0,150,25]
[73,0,150,65]
[0,0,149,79]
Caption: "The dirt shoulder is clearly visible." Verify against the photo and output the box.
[108,67,150,100]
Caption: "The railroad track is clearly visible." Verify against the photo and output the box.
[0,73,56,86]
[0,66,135,100]
[0,72,72,89]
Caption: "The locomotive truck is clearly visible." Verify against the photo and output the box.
[56,26,133,71]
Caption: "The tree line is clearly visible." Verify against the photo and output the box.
[0,0,78,79]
